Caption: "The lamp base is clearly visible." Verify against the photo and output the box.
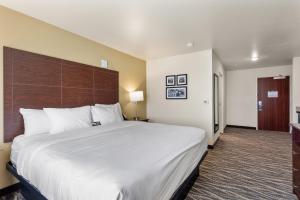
[133,117,140,121]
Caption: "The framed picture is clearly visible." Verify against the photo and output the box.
[166,87,187,99]
[166,75,176,86]
[177,74,187,85]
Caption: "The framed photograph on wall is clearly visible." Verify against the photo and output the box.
[166,75,176,86]
[166,86,187,99]
[177,74,187,85]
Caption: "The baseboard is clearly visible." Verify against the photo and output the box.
[226,125,256,130]
[208,137,220,149]
[0,183,21,197]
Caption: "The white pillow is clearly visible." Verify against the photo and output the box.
[91,106,123,125]
[44,106,92,134]
[95,103,123,119]
[19,108,50,136]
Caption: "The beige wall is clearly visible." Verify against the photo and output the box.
[293,57,300,123]
[147,50,219,145]
[0,6,146,189]
[226,65,292,128]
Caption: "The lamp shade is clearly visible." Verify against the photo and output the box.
[130,91,144,102]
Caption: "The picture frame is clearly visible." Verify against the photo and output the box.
[166,86,187,99]
[166,75,176,86]
[177,74,187,85]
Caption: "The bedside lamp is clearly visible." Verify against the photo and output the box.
[130,91,144,120]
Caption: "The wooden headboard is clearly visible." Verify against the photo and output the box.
[4,47,119,142]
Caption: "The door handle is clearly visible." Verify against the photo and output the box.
[258,100,263,111]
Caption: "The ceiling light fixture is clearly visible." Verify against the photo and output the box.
[186,42,194,48]
[251,52,259,62]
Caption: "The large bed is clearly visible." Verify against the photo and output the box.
[4,47,208,200]
[9,121,207,200]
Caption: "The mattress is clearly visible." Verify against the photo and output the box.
[11,121,207,200]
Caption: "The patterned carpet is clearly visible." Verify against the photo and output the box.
[1,128,297,200]
[186,127,297,200]
[0,192,22,200]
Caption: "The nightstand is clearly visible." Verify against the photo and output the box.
[129,118,149,122]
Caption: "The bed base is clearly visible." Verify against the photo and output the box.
[7,151,207,200]
[6,162,47,200]
[170,150,207,200]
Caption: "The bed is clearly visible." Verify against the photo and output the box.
[8,121,207,200]
[4,47,208,200]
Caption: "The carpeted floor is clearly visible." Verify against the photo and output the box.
[186,127,297,200]
[0,192,22,200]
[1,128,297,200]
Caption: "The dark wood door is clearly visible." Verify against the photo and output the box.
[257,77,290,132]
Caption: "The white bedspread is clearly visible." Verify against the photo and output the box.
[12,121,207,200]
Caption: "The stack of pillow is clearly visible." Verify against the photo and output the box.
[19,103,124,136]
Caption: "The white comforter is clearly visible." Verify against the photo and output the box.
[13,121,207,200]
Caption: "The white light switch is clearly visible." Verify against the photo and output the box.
[100,59,108,68]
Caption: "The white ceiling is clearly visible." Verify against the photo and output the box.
[1,0,300,70]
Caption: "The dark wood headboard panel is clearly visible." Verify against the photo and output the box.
[4,47,119,142]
